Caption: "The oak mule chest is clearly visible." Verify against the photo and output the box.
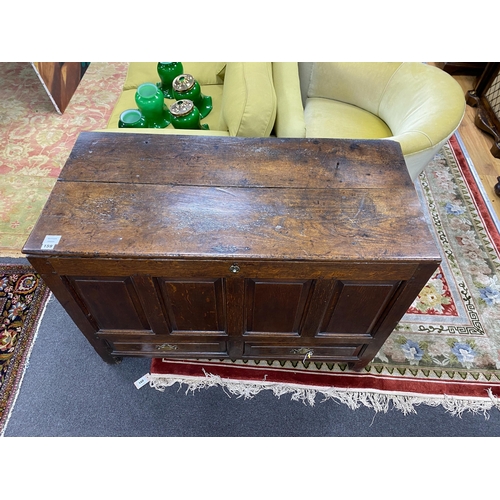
[22,132,440,370]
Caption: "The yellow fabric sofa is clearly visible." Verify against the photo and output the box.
[272,62,466,181]
[103,62,465,182]
[105,62,277,137]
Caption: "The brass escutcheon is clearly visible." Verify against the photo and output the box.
[291,348,314,361]
[156,343,179,351]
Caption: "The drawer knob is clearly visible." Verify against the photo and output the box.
[156,343,178,351]
[229,263,240,273]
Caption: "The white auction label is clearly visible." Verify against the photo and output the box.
[41,235,62,250]
[134,373,151,389]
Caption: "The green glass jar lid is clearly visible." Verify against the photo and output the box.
[170,99,194,117]
[172,74,195,92]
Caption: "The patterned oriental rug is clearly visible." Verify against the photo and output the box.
[150,135,500,417]
[0,62,127,257]
[0,265,50,435]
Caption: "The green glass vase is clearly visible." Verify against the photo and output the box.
[135,83,171,128]
[157,62,183,99]
[170,99,209,130]
[118,109,147,128]
[172,73,212,118]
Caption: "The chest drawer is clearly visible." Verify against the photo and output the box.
[106,339,228,357]
[243,342,363,362]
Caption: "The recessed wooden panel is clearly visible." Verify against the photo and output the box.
[70,276,149,331]
[320,281,400,335]
[245,279,312,334]
[158,278,226,333]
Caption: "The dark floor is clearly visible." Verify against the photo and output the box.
[4,291,500,438]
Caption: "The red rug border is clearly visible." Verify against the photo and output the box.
[150,358,500,400]
[448,134,500,255]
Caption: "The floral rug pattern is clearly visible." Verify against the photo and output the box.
[0,265,50,434]
[0,62,128,256]
[0,62,126,433]
[375,142,500,378]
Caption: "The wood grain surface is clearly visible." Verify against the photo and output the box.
[24,133,439,263]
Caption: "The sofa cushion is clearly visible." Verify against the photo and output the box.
[304,98,392,140]
[219,62,277,137]
[122,62,226,90]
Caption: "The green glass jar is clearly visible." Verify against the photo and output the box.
[157,62,183,99]
[135,83,171,128]
[118,109,147,128]
[170,99,209,130]
[172,73,212,118]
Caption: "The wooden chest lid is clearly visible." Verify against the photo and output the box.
[22,132,440,263]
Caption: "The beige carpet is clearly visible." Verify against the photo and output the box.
[0,62,128,257]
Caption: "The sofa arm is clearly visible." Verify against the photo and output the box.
[219,62,277,137]
[379,62,465,155]
[272,62,306,138]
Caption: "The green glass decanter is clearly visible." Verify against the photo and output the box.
[118,109,147,128]
[170,99,209,130]
[135,83,171,128]
[172,74,212,118]
[157,62,183,99]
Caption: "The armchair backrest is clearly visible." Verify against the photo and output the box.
[299,62,465,155]
[378,62,465,154]
[304,62,403,116]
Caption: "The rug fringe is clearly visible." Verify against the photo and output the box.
[148,370,497,419]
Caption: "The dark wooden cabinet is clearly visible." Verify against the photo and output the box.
[436,62,487,76]
[23,133,440,370]
[466,62,500,159]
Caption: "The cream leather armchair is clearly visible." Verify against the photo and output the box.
[272,62,466,181]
